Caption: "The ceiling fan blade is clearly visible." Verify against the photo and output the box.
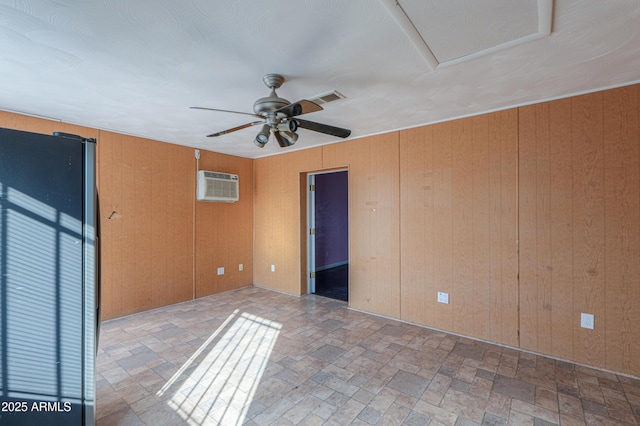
[207,121,263,137]
[191,106,262,119]
[275,100,323,117]
[295,118,351,138]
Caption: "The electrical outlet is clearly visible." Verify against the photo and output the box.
[437,292,449,304]
[581,313,594,329]
[271,264,276,272]
[239,263,243,271]
[217,267,224,275]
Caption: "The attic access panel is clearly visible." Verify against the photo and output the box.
[397,0,548,65]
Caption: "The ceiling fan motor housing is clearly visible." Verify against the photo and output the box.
[253,90,290,118]
[253,73,290,119]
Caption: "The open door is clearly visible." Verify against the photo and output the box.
[307,170,348,301]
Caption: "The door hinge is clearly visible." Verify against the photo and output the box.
[310,271,316,278]
[309,184,315,191]
[310,228,315,235]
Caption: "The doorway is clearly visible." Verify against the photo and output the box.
[307,170,349,301]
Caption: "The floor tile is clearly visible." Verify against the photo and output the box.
[357,406,383,424]
[451,342,486,362]
[404,410,432,426]
[481,412,507,425]
[387,370,431,398]
[558,393,584,420]
[95,287,640,426]
[316,319,346,331]
[492,374,536,405]
[310,344,346,363]
[581,399,609,417]
[378,324,407,337]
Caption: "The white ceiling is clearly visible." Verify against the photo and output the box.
[1,0,639,159]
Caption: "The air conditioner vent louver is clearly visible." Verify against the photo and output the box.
[309,90,346,105]
[197,170,239,202]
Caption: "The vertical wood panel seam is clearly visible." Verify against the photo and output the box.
[516,107,521,347]
[471,121,476,335]
[534,105,538,352]
[398,132,402,320]
[493,116,498,342]
[397,131,402,319]
[252,160,256,287]
[637,88,640,372]
[192,154,197,300]
[547,104,553,354]
[531,106,536,351]
[570,98,575,357]
[594,100,604,350]
[430,127,435,327]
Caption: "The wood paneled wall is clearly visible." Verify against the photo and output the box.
[252,84,640,377]
[253,134,401,319]
[253,148,322,294]
[323,134,401,319]
[519,85,640,375]
[400,112,519,346]
[98,132,194,318]
[0,111,254,320]
[195,150,253,298]
[5,82,640,376]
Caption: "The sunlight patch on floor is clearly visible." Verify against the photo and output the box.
[164,311,281,425]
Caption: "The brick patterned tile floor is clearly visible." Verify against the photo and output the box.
[96,287,640,425]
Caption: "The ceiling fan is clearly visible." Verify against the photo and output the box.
[191,73,351,148]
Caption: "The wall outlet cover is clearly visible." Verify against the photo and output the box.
[239,263,243,271]
[217,267,224,275]
[271,265,275,272]
[581,313,594,329]
[437,292,449,304]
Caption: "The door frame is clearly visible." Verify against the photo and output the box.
[305,168,349,296]
[308,173,317,294]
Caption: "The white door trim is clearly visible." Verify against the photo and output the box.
[307,174,316,294]
[306,169,349,295]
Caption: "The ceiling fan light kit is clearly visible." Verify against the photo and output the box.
[254,124,271,148]
[191,74,351,149]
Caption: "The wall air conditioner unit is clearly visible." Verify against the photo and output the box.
[196,170,239,202]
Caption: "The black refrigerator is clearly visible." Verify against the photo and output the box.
[0,127,99,425]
